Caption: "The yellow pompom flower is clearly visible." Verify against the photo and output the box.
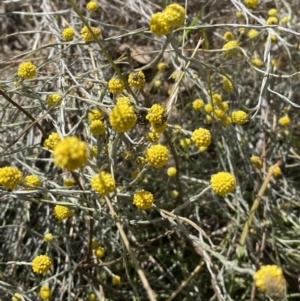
[94,246,105,258]
[62,27,75,40]
[146,104,167,127]
[39,285,52,300]
[43,233,53,242]
[251,57,263,68]
[86,1,98,11]
[12,293,22,301]
[164,3,185,28]
[128,71,146,89]
[32,255,52,274]
[46,93,62,107]
[63,178,74,186]
[268,165,281,177]
[219,101,229,111]
[24,174,41,190]
[90,171,115,195]
[146,144,169,168]
[149,12,171,36]
[247,29,259,38]
[244,0,259,8]
[236,11,243,19]
[222,76,233,91]
[253,265,286,299]
[116,96,131,105]
[135,156,146,167]
[220,116,232,127]
[281,16,290,24]
[279,115,290,126]
[88,293,96,301]
[268,8,277,16]
[192,99,204,110]
[210,172,236,196]
[88,109,102,121]
[53,136,88,171]
[191,128,211,149]
[17,61,37,79]
[180,137,191,148]
[266,16,279,25]
[133,189,154,210]
[54,205,72,220]
[222,40,239,55]
[109,102,136,132]
[81,25,101,42]
[0,166,22,190]
[157,62,167,72]
[223,31,235,41]
[112,275,121,285]
[213,109,226,120]
[146,131,160,143]
[108,77,125,94]
[204,103,213,113]
[90,120,106,136]
[250,155,262,169]
[43,132,61,150]
[231,110,248,124]
[167,167,177,177]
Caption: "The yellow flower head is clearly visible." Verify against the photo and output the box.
[191,128,211,149]
[192,99,204,110]
[268,165,281,177]
[81,25,101,42]
[88,109,102,121]
[236,11,243,19]
[88,294,96,301]
[43,132,61,150]
[231,110,248,124]
[164,3,185,28]
[146,104,167,131]
[94,246,105,258]
[43,233,53,242]
[244,0,259,8]
[222,76,233,91]
[250,155,262,169]
[62,27,75,40]
[223,31,235,41]
[17,61,37,79]
[24,174,41,190]
[266,16,279,25]
[253,265,286,299]
[90,171,115,195]
[135,156,146,167]
[219,101,229,111]
[63,178,74,186]
[86,1,98,11]
[157,62,167,72]
[247,29,259,39]
[167,167,177,177]
[133,189,154,210]
[90,120,106,136]
[146,131,160,143]
[46,93,62,107]
[128,71,146,89]
[281,16,290,24]
[108,77,125,94]
[146,144,169,168]
[116,96,131,105]
[112,275,121,285]
[210,171,236,196]
[0,166,22,190]
[279,115,290,126]
[54,205,72,220]
[109,102,136,132]
[39,285,52,300]
[268,8,277,16]
[180,138,191,148]
[12,293,22,301]
[222,40,239,56]
[251,57,263,68]
[149,12,171,36]
[32,255,52,274]
[53,136,88,171]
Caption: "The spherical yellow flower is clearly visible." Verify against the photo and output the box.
[108,77,125,94]
[211,93,222,104]
[204,103,213,113]
[192,99,204,110]
[17,61,37,79]
[145,144,169,168]
[281,16,290,24]
[219,101,229,111]
[164,3,185,28]
[253,265,286,299]
[128,71,146,89]
[157,62,167,72]
[222,76,233,91]
[94,246,105,258]
[250,155,262,169]
[86,1,98,11]
[88,293,96,301]
[180,138,191,148]
[90,171,115,195]
[12,293,22,301]
[236,11,243,19]
[88,109,102,121]
[268,165,281,177]
[191,128,211,149]
[268,8,277,16]
[63,178,74,186]
[244,0,259,8]
[210,172,236,196]
[266,16,279,25]
[135,156,146,167]
[43,132,61,150]
[112,275,121,285]
[133,189,154,210]
[279,115,290,126]
[220,116,232,127]
[231,110,248,124]
[223,31,235,41]
[213,109,226,120]
[251,57,263,68]
[149,12,170,36]
[39,285,52,300]
[146,131,160,143]
[43,233,53,242]
[24,174,41,190]
[151,122,168,133]
[54,205,72,220]
[116,96,131,105]
[109,102,136,132]
[81,25,101,42]
[46,93,62,107]
[222,40,239,55]
[90,120,106,136]
[91,145,98,157]
[62,27,75,40]
[146,104,166,128]
[0,166,22,190]
[247,29,259,38]
[167,167,177,177]
[32,255,52,274]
